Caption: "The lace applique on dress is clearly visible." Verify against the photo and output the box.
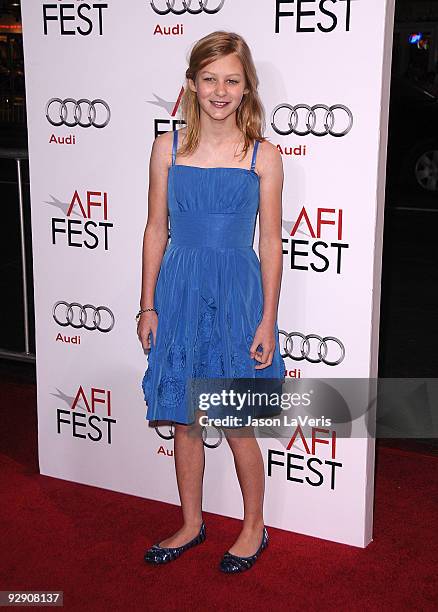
[231,352,250,377]
[142,367,152,404]
[167,344,186,371]
[157,374,185,411]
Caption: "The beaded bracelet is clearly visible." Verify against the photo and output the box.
[136,307,158,322]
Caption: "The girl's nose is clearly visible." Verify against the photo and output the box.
[214,81,227,96]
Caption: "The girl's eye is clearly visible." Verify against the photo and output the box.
[203,78,239,84]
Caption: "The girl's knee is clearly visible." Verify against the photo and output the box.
[174,421,202,438]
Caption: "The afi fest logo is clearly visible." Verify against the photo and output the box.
[47,189,114,251]
[42,1,108,36]
[275,0,356,34]
[282,206,349,274]
[53,386,116,445]
[148,86,186,137]
[267,426,343,491]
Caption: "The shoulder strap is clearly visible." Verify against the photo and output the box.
[250,139,260,171]
[171,129,178,166]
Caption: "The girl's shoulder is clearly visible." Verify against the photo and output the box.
[256,138,280,156]
[255,139,282,173]
[153,127,187,147]
[153,129,174,155]
[152,129,184,168]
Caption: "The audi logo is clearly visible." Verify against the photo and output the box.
[53,301,115,333]
[46,98,111,128]
[155,423,223,448]
[271,104,353,137]
[150,0,225,14]
[280,331,345,366]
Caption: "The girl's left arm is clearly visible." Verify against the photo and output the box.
[258,141,284,328]
[249,141,284,369]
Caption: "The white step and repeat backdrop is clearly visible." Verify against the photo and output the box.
[21,0,395,548]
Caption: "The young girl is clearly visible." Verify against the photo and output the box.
[137,30,285,573]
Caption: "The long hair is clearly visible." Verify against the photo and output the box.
[178,31,266,160]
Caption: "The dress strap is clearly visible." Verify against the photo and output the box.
[171,129,179,166]
[250,139,260,171]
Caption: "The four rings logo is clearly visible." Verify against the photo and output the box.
[280,331,345,366]
[271,104,353,137]
[46,98,111,128]
[155,424,223,448]
[150,0,225,14]
[53,301,115,333]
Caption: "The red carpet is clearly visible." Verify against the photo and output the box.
[1,380,437,611]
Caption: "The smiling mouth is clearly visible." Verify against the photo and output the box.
[210,101,230,107]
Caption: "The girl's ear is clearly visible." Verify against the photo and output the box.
[188,78,197,93]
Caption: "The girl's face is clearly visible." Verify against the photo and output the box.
[189,53,249,122]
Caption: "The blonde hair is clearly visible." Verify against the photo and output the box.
[178,30,266,160]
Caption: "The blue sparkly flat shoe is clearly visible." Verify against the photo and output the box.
[219,526,269,573]
[144,522,206,565]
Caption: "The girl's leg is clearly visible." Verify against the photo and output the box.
[224,427,266,556]
[158,421,205,547]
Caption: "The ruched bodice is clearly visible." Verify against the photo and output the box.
[169,165,260,214]
[168,166,259,248]
[142,130,286,425]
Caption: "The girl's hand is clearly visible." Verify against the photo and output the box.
[137,311,158,351]
[249,320,276,369]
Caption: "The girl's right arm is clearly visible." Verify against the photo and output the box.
[137,132,173,351]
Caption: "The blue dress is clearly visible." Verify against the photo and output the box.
[142,129,286,424]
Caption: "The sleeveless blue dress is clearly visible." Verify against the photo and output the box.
[142,129,286,424]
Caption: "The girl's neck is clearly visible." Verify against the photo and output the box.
[198,113,242,146]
